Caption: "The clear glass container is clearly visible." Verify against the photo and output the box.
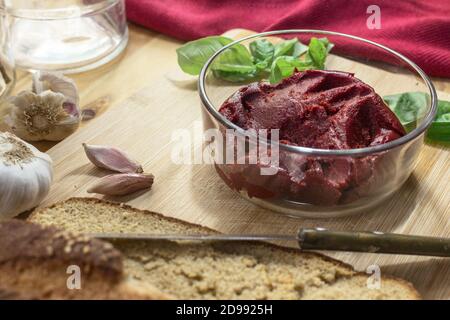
[0,2,14,102]
[199,30,437,218]
[4,0,128,73]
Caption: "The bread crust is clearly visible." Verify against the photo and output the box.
[0,219,169,300]
[0,219,123,279]
[29,197,421,300]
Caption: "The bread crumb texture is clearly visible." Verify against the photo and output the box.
[29,198,420,300]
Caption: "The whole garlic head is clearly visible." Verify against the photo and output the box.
[5,90,80,141]
[0,132,53,219]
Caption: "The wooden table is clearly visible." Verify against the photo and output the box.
[4,24,450,299]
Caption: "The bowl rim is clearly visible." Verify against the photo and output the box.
[198,29,438,157]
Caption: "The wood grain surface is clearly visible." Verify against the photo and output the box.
[2,25,449,299]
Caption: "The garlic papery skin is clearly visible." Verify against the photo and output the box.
[32,71,79,107]
[0,132,53,220]
[4,90,80,142]
[0,59,12,97]
[0,70,5,96]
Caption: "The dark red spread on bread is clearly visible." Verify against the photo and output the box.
[217,70,406,206]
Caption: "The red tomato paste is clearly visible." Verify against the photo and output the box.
[217,70,406,206]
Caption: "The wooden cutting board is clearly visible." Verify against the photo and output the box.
[34,29,449,299]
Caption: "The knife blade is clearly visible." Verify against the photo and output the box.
[86,228,450,257]
[88,233,296,242]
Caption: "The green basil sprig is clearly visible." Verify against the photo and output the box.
[384,92,450,142]
[176,35,333,84]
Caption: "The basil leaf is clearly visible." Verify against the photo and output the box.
[212,69,257,82]
[249,39,275,64]
[212,57,256,73]
[269,56,314,84]
[394,92,428,124]
[430,101,450,141]
[269,56,293,84]
[436,100,450,119]
[176,35,255,80]
[274,38,299,58]
[211,43,257,82]
[384,92,450,142]
[317,37,334,53]
[176,36,233,75]
[292,41,309,58]
[268,37,333,84]
[177,35,333,83]
[308,37,327,69]
[427,121,450,142]
[274,38,309,58]
[384,92,428,132]
[255,60,270,71]
[383,94,402,110]
[439,113,450,121]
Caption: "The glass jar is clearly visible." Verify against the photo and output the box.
[0,1,15,103]
[4,0,128,73]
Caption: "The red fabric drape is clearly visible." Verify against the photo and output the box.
[126,0,450,78]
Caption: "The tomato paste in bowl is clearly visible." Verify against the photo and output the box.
[198,30,437,218]
[217,70,406,206]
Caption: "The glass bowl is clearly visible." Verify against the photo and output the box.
[198,30,437,218]
[3,0,128,73]
[0,2,15,103]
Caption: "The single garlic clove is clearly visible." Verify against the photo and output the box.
[87,173,154,196]
[83,143,144,173]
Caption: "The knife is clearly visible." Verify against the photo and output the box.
[87,228,450,257]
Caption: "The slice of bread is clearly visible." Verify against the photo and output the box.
[29,197,420,300]
[0,219,168,300]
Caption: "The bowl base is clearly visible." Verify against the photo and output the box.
[237,190,395,219]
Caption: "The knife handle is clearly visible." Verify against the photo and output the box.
[298,228,450,257]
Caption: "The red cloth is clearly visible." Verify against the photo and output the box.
[126,0,450,78]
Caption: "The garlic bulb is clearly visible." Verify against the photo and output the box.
[0,132,53,219]
[32,71,79,107]
[4,90,80,141]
